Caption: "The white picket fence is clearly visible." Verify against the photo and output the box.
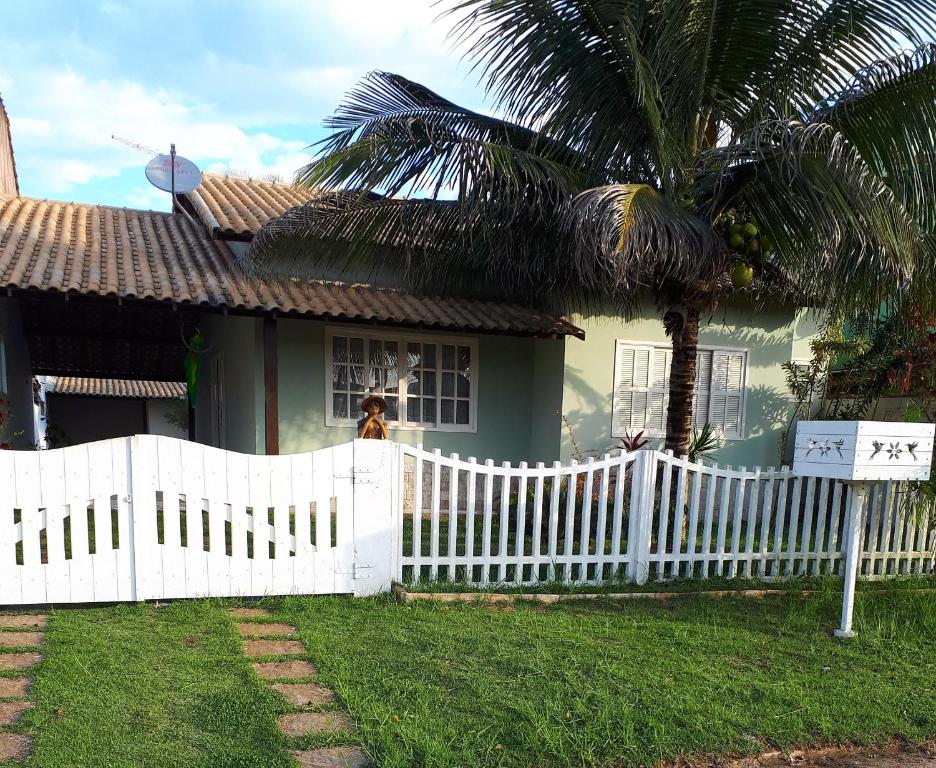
[0,436,399,606]
[2,437,934,605]
[398,446,936,587]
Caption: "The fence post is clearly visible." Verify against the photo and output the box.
[351,438,399,596]
[631,449,656,585]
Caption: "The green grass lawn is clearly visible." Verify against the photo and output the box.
[7,585,936,767]
[272,586,936,767]
[18,601,292,768]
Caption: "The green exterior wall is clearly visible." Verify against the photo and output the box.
[277,319,564,463]
[194,300,812,470]
[194,314,265,455]
[561,301,803,469]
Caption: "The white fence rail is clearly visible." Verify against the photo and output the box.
[3,437,934,605]
[398,446,936,587]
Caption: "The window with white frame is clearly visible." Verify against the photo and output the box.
[326,328,477,431]
[612,340,748,440]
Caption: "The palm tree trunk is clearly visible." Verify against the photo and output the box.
[664,305,701,457]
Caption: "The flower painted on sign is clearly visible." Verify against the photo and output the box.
[806,439,835,457]
[887,442,903,460]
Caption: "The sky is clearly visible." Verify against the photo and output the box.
[0,0,487,211]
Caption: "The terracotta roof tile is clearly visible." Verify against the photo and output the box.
[0,194,582,337]
[51,378,187,399]
[181,173,317,238]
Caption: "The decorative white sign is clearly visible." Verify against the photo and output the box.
[793,420,935,481]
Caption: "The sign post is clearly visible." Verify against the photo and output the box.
[793,420,935,638]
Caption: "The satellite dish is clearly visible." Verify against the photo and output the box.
[145,151,202,194]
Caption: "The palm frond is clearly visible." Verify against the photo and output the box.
[298,71,593,210]
[443,0,690,185]
[694,119,920,316]
[242,192,583,306]
[810,44,936,231]
[564,184,724,293]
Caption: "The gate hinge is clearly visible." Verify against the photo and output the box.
[334,467,377,484]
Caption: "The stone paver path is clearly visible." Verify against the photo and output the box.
[243,639,306,657]
[229,607,369,767]
[0,613,47,763]
[271,683,335,707]
[252,660,319,680]
[293,746,370,768]
[237,623,297,637]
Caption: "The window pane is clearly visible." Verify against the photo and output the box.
[423,371,436,396]
[332,336,348,363]
[407,343,421,369]
[385,367,399,393]
[370,340,383,365]
[458,345,470,372]
[333,393,348,418]
[369,366,382,390]
[441,344,456,370]
[441,399,454,424]
[423,398,436,422]
[333,364,348,389]
[350,366,366,392]
[352,394,365,415]
[456,372,470,397]
[407,370,421,395]
[423,344,436,368]
[407,397,420,422]
[456,400,469,424]
[441,372,454,397]
[349,336,364,365]
[384,341,399,369]
[384,396,399,421]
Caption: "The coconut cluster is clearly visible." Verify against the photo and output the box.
[725,219,774,289]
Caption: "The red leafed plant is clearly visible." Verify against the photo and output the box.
[617,429,649,452]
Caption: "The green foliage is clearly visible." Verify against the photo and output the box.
[687,422,722,462]
[780,317,872,459]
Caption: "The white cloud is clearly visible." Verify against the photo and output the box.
[5,68,313,202]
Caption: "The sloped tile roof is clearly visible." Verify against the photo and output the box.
[181,173,318,239]
[51,377,186,399]
[0,194,582,337]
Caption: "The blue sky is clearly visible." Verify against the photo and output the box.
[0,1,486,211]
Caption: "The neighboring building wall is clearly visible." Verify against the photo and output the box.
[0,297,35,448]
[195,314,265,454]
[561,300,805,469]
[277,318,560,463]
[145,399,187,439]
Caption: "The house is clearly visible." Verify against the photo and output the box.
[0,93,818,468]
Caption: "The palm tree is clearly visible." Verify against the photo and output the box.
[244,1,936,456]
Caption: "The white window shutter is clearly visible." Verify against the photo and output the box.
[709,350,746,438]
[613,342,654,437]
[613,341,746,440]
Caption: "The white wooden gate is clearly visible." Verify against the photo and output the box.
[0,436,394,606]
